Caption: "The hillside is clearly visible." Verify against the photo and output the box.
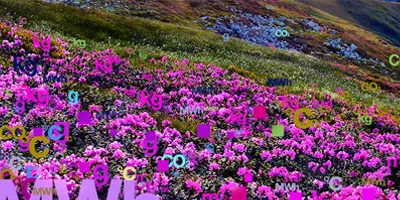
[296,0,400,47]
[0,0,399,199]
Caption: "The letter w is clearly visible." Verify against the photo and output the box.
[267,78,276,86]
[33,187,53,195]
[180,106,188,115]
[43,75,65,83]
[276,78,287,86]
[96,111,108,120]
[277,183,297,191]
[33,188,42,195]
[188,106,197,115]
[42,188,53,195]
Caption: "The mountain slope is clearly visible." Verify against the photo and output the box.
[1,0,399,113]
[296,0,400,46]
[0,0,399,199]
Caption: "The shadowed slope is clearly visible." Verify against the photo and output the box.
[297,0,400,46]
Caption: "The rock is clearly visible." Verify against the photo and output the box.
[200,16,209,20]
[350,44,357,51]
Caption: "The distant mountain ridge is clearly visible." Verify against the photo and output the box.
[296,0,400,46]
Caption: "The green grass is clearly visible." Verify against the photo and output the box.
[0,0,399,116]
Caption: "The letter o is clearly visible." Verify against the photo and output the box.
[173,155,186,169]
[329,176,343,191]
[0,125,12,140]
[12,125,26,140]
[29,136,50,159]
[289,99,299,109]
[123,166,136,181]
[293,108,313,129]
[9,156,24,171]
[275,30,282,37]
[20,17,27,25]
[48,125,62,141]
[389,54,399,67]
[343,91,351,98]
[285,108,294,116]
[282,30,289,37]
[369,82,378,92]
[361,82,369,92]
[1,168,15,180]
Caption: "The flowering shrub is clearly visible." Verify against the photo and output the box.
[0,17,399,200]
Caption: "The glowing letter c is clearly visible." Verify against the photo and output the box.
[161,155,173,167]
[48,125,62,141]
[389,54,399,67]
[29,136,49,159]
[9,156,24,171]
[294,108,313,129]
[26,166,39,179]
[0,125,12,140]
[123,166,137,181]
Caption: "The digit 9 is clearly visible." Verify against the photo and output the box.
[93,164,109,187]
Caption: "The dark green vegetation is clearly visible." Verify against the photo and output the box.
[0,0,399,122]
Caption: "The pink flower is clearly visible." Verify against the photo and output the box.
[2,141,13,150]
[161,56,167,63]
[164,147,175,155]
[182,58,189,65]
[336,151,349,161]
[237,167,248,176]
[162,120,172,127]
[260,151,272,161]
[237,154,248,162]
[314,151,323,159]
[109,141,122,150]
[257,186,274,198]
[233,143,246,153]
[185,179,202,194]
[78,76,86,82]
[209,163,220,171]
[112,149,126,159]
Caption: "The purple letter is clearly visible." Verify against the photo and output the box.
[77,180,99,200]
[0,180,19,200]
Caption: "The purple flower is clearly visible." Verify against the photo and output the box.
[209,163,220,171]
[2,141,14,151]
